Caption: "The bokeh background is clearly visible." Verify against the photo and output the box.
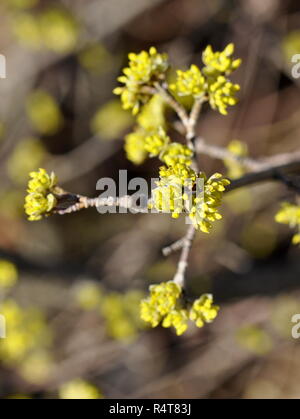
[0,0,300,399]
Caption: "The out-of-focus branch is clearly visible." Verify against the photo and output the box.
[48,135,119,183]
[227,158,300,192]
[195,136,300,172]
[195,137,261,170]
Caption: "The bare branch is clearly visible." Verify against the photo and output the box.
[228,159,300,192]
[154,82,189,127]
[195,136,300,173]
[162,237,187,257]
[55,194,147,215]
[172,225,196,287]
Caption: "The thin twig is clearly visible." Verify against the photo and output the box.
[186,98,206,147]
[154,82,189,127]
[195,136,300,173]
[195,137,261,170]
[227,159,300,192]
[172,225,196,287]
[55,195,147,215]
[162,237,187,257]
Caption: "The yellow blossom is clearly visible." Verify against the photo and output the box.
[151,167,230,232]
[24,168,58,221]
[170,65,206,98]
[144,127,170,157]
[140,282,219,335]
[189,294,219,327]
[161,143,193,167]
[114,47,169,115]
[207,75,240,115]
[162,309,188,336]
[202,43,242,77]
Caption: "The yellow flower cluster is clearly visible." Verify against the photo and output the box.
[24,168,58,221]
[208,75,240,115]
[114,47,169,115]
[158,163,197,186]
[190,172,230,232]
[275,202,300,245]
[162,142,193,167]
[144,127,170,157]
[140,282,219,335]
[151,165,230,232]
[126,123,192,167]
[170,64,206,98]
[170,44,241,114]
[224,139,248,179]
[202,43,242,77]
[151,164,196,217]
[59,379,103,399]
[189,294,219,327]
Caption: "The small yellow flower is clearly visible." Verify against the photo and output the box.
[208,75,240,115]
[162,309,188,336]
[189,294,219,328]
[202,43,242,77]
[144,127,170,157]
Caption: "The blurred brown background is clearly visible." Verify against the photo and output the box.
[0,0,300,399]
